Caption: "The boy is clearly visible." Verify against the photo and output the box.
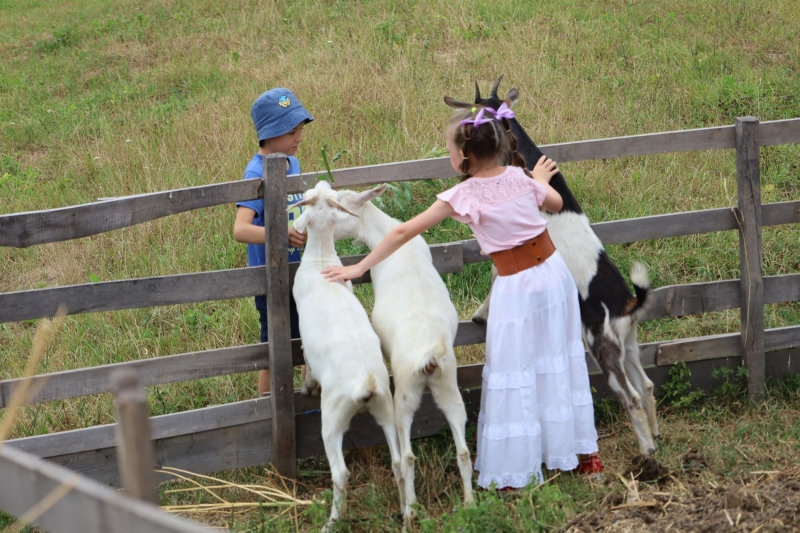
[234,88,312,396]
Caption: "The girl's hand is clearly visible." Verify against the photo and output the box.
[532,155,559,183]
[321,263,364,283]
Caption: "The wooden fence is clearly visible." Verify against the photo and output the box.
[2,116,800,526]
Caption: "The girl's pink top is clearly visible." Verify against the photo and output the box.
[436,166,548,254]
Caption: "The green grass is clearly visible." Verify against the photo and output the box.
[1,0,800,530]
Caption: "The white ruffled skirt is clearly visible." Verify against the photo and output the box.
[475,251,598,489]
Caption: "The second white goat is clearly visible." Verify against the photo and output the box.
[292,181,404,531]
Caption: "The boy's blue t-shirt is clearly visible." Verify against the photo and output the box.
[236,154,305,266]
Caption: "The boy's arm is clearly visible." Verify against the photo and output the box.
[233,207,265,244]
[234,206,308,247]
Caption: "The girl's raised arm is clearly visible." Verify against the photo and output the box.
[321,199,455,282]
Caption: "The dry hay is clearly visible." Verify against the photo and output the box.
[564,455,800,533]
[158,466,313,525]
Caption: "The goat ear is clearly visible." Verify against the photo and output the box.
[443,96,473,110]
[505,88,520,107]
[289,195,317,210]
[293,211,309,233]
[326,197,360,218]
[352,184,387,205]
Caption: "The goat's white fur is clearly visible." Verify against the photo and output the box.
[292,181,404,531]
[334,185,474,524]
[541,211,602,300]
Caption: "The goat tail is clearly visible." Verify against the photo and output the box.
[628,261,650,317]
[355,373,378,403]
[419,338,449,375]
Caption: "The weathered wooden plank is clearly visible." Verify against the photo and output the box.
[263,154,296,479]
[8,396,275,459]
[0,342,304,409]
[541,124,735,163]
[656,325,800,365]
[641,280,741,321]
[3,119,798,250]
[592,207,739,246]
[12,387,480,488]
[736,117,765,400]
[287,157,457,194]
[0,267,264,323]
[111,369,159,505]
[591,347,800,400]
[454,320,487,346]
[0,446,211,533]
[0,180,260,249]
[758,118,800,146]
[765,273,800,304]
[762,200,800,227]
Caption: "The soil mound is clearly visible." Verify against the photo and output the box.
[564,466,800,532]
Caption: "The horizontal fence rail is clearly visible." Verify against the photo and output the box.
[2,203,800,324]
[0,446,212,533]
[2,119,798,249]
[5,284,800,408]
[7,345,800,488]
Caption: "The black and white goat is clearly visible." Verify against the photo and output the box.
[444,76,659,455]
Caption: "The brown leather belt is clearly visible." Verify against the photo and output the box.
[490,229,556,276]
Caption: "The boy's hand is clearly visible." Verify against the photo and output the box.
[288,227,308,248]
[532,155,559,183]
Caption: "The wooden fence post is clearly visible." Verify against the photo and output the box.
[735,116,765,401]
[111,368,159,504]
[263,153,297,479]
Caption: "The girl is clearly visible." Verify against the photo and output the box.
[322,105,602,489]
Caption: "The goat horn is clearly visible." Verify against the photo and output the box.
[326,197,360,218]
[474,81,482,103]
[490,74,504,98]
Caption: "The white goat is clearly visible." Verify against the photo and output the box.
[334,185,474,524]
[291,181,404,531]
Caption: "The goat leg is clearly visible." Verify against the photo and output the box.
[471,264,497,324]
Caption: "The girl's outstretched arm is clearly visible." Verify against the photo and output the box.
[321,199,455,282]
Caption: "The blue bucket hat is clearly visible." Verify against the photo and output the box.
[251,88,314,142]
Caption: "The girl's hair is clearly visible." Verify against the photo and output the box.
[448,109,528,181]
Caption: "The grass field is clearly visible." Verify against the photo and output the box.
[1,0,799,531]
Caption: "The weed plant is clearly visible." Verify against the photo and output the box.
[1,0,800,530]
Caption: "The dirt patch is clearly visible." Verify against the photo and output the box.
[565,466,800,532]
[622,454,671,483]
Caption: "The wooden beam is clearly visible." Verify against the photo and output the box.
[0,342,304,409]
[735,116,765,400]
[6,388,480,488]
[111,369,158,505]
[3,119,798,249]
[263,154,296,479]
[656,325,800,365]
[758,117,800,146]
[591,207,739,246]
[0,446,210,533]
[0,180,260,249]
[0,267,264,323]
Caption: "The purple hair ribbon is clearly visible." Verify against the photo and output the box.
[482,102,516,121]
[460,107,493,129]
